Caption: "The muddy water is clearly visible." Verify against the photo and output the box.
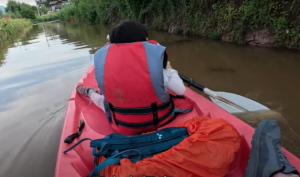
[0,21,300,176]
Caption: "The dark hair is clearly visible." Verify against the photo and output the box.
[109,20,168,69]
[109,20,149,44]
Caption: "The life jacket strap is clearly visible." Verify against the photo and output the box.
[108,98,172,115]
[151,102,159,126]
[108,103,118,126]
[108,98,175,129]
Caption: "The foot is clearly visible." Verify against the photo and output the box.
[245,119,299,177]
[76,85,100,97]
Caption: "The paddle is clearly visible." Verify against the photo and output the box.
[179,74,270,113]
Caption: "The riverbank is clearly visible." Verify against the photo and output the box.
[0,18,32,44]
[57,0,300,50]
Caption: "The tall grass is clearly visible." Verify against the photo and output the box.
[56,0,300,49]
[0,18,32,43]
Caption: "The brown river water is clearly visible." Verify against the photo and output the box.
[0,21,300,177]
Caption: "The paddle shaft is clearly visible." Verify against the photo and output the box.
[179,74,205,91]
[179,74,249,112]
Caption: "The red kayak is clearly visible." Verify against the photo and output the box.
[55,65,300,177]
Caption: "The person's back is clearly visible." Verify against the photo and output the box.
[76,20,192,135]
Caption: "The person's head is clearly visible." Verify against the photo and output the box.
[108,20,168,69]
[109,20,149,44]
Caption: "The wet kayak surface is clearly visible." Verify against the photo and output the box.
[0,21,300,176]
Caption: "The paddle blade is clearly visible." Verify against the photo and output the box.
[209,92,269,113]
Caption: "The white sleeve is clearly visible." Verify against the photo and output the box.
[163,69,186,95]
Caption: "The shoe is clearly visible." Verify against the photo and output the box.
[282,153,299,175]
[76,85,100,97]
[245,119,299,177]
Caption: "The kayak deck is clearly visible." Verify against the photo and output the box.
[55,65,300,177]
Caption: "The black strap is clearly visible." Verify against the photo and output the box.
[109,98,175,129]
[64,120,85,144]
[151,103,159,126]
[163,50,168,69]
[108,103,118,126]
[107,99,172,115]
[170,95,185,99]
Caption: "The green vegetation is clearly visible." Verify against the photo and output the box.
[3,0,61,24]
[0,22,41,67]
[0,18,32,44]
[5,0,37,19]
[57,4,76,22]
[56,0,300,49]
[32,1,74,23]
[0,10,4,19]
[0,1,34,41]
[41,5,48,15]
[33,13,59,23]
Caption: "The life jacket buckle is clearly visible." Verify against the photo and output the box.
[151,102,159,126]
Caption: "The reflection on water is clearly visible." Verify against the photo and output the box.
[0,21,300,176]
[0,22,109,177]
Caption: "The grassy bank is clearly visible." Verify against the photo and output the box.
[0,18,32,67]
[57,0,300,49]
[0,18,32,44]
[33,13,59,24]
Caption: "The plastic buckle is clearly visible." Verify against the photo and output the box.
[151,103,159,126]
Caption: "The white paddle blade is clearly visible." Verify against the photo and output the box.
[209,92,270,113]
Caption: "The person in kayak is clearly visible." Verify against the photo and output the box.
[76,20,191,135]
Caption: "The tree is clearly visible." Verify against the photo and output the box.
[5,0,37,19]
[14,10,22,18]
[5,0,20,13]
[19,3,36,19]
[41,5,48,15]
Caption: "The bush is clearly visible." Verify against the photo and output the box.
[0,18,32,42]
[57,3,76,21]
[3,11,21,19]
